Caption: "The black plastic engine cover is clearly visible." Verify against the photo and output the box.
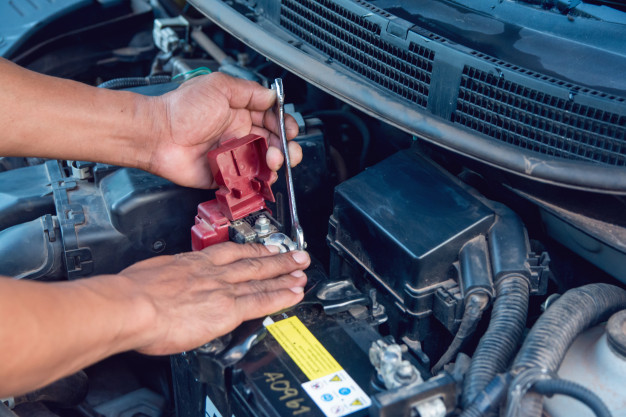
[0,161,209,280]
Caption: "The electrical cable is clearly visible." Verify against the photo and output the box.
[172,67,212,81]
[509,283,626,417]
[432,293,489,374]
[97,75,172,90]
[532,379,612,417]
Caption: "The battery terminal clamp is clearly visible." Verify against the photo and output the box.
[191,134,297,252]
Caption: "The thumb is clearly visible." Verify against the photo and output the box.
[218,74,276,111]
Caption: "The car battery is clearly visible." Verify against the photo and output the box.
[170,271,458,417]
[170,265,388,417]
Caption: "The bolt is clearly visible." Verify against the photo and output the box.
[397,361,414,380]
[151,239,166,253]
[254,215,271,234]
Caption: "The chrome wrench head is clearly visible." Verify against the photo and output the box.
[272,78,305,251]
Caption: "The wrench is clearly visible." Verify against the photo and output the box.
[273,78,305,251]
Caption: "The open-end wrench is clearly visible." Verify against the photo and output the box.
[273,78,305,251]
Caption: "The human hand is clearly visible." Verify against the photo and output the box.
[119,242,310,355]
[148,73,302,188]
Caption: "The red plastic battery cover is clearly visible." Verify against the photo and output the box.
[191,134,275,251]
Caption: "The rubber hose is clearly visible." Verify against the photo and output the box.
[462,275,530,408]
[459,374,510,417]
[98,75,172,90]
[532,379,612,417]
[511,283,626,417]
[309,110,370,170]
[191,29,229,64]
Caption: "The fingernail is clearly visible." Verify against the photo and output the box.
[290,286,304,294]
[292,251,309,264]
[290,270,305,278]
[266,245,281,254]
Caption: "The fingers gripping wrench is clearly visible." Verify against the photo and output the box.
[273,78,305,251]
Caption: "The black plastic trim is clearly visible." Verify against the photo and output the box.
[189,0,626,194]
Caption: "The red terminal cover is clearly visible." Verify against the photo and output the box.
[209,134,275,220]
[191,134,275,251]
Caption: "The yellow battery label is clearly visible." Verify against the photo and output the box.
[266,316,343,380]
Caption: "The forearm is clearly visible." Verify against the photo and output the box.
[0,275,154,397]
[0,243,309,397]
[0,58,162,170]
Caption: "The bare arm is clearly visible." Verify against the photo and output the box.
[0,58,158,170]
[0,60,308,396]
[0,58,301,188]
[0,243,310,397]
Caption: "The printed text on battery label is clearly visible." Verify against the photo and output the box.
[266,316,342,380]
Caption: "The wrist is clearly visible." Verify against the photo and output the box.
[65,87,164,173]
[135,94,172,177]
[118,92,165,173]
[77,273,158,355]
[114,273,159,353]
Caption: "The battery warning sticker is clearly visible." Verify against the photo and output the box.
[265,316,342,380]
[265,316,371,416]
[301,370,371,417]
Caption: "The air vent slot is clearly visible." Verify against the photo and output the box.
[280,0,434,107]
[454,67,626,166]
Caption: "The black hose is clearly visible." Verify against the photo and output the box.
[462,275,530,407]
[98,75,172,90]
[309,110,370,171]
[432,293,489,374]
[508,283,626,417]
[461,204,533,409]
[532,379,612,417]
[459,373,511,417]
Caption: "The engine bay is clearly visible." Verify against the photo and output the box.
[1,0,626,416]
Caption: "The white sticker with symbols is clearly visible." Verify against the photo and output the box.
[205,396,236,417]
[301,370,371,416]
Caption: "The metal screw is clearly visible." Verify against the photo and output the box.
[152,239,166,253]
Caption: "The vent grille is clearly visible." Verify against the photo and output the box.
[454,67,626,166]
[280,0,434,107]
[469,51,625,103]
